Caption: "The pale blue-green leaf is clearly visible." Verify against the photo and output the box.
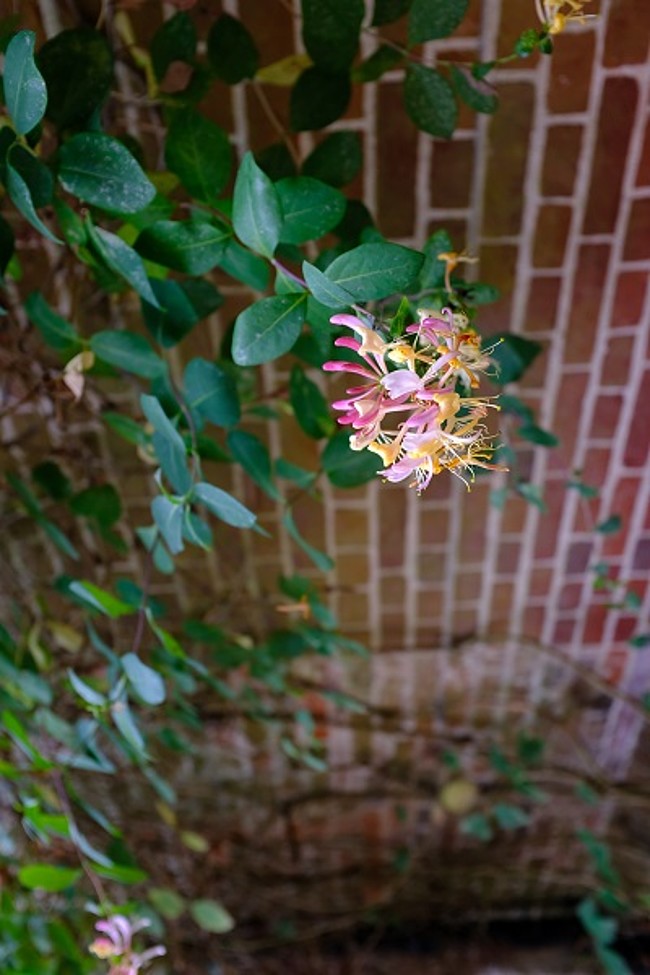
[69,581,134,617]
[183,358,240,428]
[302,260,354,310]
[4,31,47,134]
[111,701,147,757]
[227,430,280,500]
[68,669,107,707]
[190,899,235,934]
[193,481,256,529]
[151,496,185,555]
[283,509,334,571]
[122,652,166,706]
[89,225,160,307]
[6,161,61,243]
[90,330,166,379]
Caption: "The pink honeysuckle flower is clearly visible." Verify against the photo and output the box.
[89,915,165,975]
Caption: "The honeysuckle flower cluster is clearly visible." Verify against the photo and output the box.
[535,0,596,34]
[89,915,166,975]
[323,309,505,493]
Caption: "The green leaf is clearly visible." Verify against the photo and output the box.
[227,430,280,500]
[111,701,147,757]
[353,44,404,82]
[277,176,346,244]
[184,357,240,428]
[290,67,351,131]
[141,393,192,495]
[58,133,155,214]
[218,239,270,291]
[372,0,413,26]
[517,424,559,447]
[322,431,382,488]
[207,14,259,83]
[516,481,546,511]
[149,887,185,920]
[302,260,355,310]
[232,294,306,366]
[165,110,231,204]
[151,13,196,81]
[325,242,424,300]
[232,151,283,258]
[88,224,161,307]
[567,477,599,499]
[18,864,81,892]
[32,461,71,500]
[0,213,15,278]
[6,155,61,244]
[190,899,235,934]
[69,581,134,618]
[4,30,47,135]
[90,330,166,379]
[403,63,458,138]
[408,0,468,43]
[301,0,364,72]
[419,228,454,289]
[68,669,107,707]
[8,145,53,208]
[122,652,166,705]
[289,365,335,439]
[283,509,334,571]
[301,132,362,187]
[142,278,223,348]
[492,803,530,830]
[38,28,113,129]
[256,142,297,181]
[596,514,622,535]
[193,482,256,530]
[151,496,185,556]
[460,812,494,842]
[183,510,212,549]
[70,484,121,528]
[450,62,498,114]
[25,291,82,355]
[135,218,230,275]
[488,333,542,385]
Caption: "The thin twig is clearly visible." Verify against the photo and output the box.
[250,80,301,168]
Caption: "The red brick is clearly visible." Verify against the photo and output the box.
[518,340,549,390]
[604,0,650,66]
[553,619,576,645]
[582,448,611,487]
[542,126,583,197]
[559,582,583,610]
[524,276,561,333]
[602,334,634,388]
[614,617,638,642]
[582,603,608,644]
[530,567,553,597]
[533,205,572,267]
[547,31,595,114]
[603,646,629,686]
[430,139,475,210]
[476,244,518,334]
[612,272,648,327]
[496,541,520,575]
[496,0,541,68]
[624,371,650,467]
[566,540,593,575]
[523,605,545,637]
[500,497,528,534]
[589,394,623,440]
[377,82,418,238]
[534,482,566,559]
[634,538,650,571]
[637,118,650,187]
[624,199,650,261]
[483,84,535,237]
[455,571,482,602]
[583,78,638,235]
[547,372,589,470]
[565,245,610,363]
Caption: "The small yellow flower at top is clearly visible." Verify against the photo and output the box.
[534,0,597,35]
[437,250,478,294]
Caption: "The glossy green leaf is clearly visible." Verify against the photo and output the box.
[301,131,362,187]
[165,110,231,204]
[488,333,542,385]
[403,63,458,138]
[89,224,160,307]
[184,357,240,428]
[69,581,134,617]
[302,260,355,309]
[32,461,71,500]
[277,176,346,244]
[408,0,468,43]
[25,291,82,355]
[322,431,382,487]
[111,701,147,757]
[218,239,270,291]
[517,423,558,447]
[353,44,404,82]
[122,651,166,705]
[372,0,413,26]
[596,514,622,535]
[256,142,297,181]
[183,510,212,549]
[232,151,283,258]
[193,481,256,529]
[289,365,335,439]
[190,899,235,934]
[136,218,230,275]
[207,14,259,83]
[227,430,280,500]
[18,864,81,892]
[232,293,306,366]
[4,30,47,135]
[283,509,334,571]
[151,496,185,556]
[6,155,61,244]
[460,812,494,842]
[38,28,113,128]
[141,393,192,495]
[8,145,53,208]
[151,13,196,81]
[629,633,650,649]
[290,67,351,131]
[149,887,185,920]
[450,62,498,114]
[325,242,424,300]
[90,330,166,379]
[58,133,155,214]
[143,278,223,347]
[68,669,107,707]
[493,803,530,830]
[70,484,121,527]
[301,0,363,72]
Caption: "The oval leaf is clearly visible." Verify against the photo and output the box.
[302,261,355,310]
[403,63,458,139]
[227,430,280,500]
[19,864,81,892]
[190,899,235,934]
[301,131,362,187]
[89,224,161,308]
[38,28,113,129]
[232,294,306,366]
[90,330,166,379]
[232,152,283,258]
[301,0,364,72]
[290,67,351,131]
[184,358,240,428]
[165,110,232,204]
[58,133,155,214]
[277,176,346,244]
[324,242,424,300]
[122,652,166,705]
[207,14,259,83]
[408,0,469,43]
[151,496,185,556]
[4,31,47,135]
[193,482,256,530]
[136,219,230,275]
[322,431,382,488]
